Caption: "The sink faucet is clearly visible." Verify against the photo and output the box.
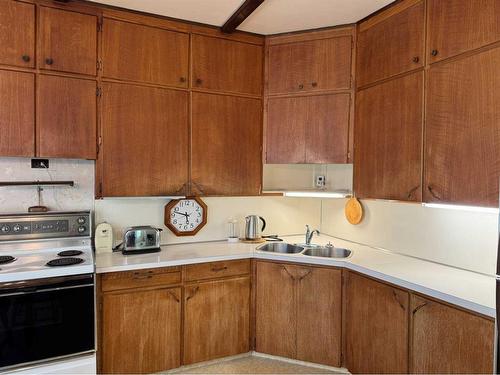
[305,225,320,245]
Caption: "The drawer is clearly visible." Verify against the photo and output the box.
[184,259,250,282]
[101,266,181,292]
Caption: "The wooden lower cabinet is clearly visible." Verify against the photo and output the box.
[183,276,251,364]
[255,261,342,367]
[345,272,409,374]
[410,295,494,374]
[101,287,181,374]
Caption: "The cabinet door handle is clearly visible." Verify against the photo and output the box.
[167,290,180,303]
[22,55,30,63]
[45,58,54,65]
[412,301,428,315]
[282,266,296,280]
[427,185,441,200]
[195,78,203,85]
[431,49,439,57]
[311,82,318,88]
[412,56,420,63]
[192,181,205,195]
[392,290,406,311]
[186,286,199,301]
[298,84,304,90]
[407,185,420,200]
[179,77,186,83]
[211,266,228,272]
[298,269,312,281]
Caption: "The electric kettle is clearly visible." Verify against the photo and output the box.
[245,215,266,240]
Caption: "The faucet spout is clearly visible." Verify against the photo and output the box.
[305,225,320,245]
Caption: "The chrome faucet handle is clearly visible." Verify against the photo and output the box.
[305,225,311,244]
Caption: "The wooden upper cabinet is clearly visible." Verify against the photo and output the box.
[428,0,500,63]
[267,36,352,94]
[102,287,181,374]
[39,7,97,76]
[101,82,189,197]
[192,34,263,96]
[266,93,350,164]
[425,47,500,206]
[0,70,34,157]
[410,295,494,374]
[354,72,423,201]
[0,1,35,68]
[345,272,409,374]
[191,92,262,196]
[102,18,189,88]
[37,75,96,159]
[357,1,424,87]
[183,277,250,365]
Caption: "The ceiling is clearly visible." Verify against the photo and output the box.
[90,0,395,35]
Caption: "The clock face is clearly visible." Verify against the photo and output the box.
[165,198,207,236]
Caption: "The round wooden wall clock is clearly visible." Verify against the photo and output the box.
[164,197,207,236]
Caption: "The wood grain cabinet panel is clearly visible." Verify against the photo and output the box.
[192,34,263,96]
[266,93,350,164]
[191,92,262,196]
[102,287,181,374]
[354,72,423,201]
[0,0,35,68]
[39,7,97,76]
[37,75,96,159]
[184,277,250,365]
[255,261,296,359]
[345,272,409,374]
[428,0,500,63]
[101,82,188,197]
[424,47,500,206]
[357,1,424,87]
[296,266,342,367]
[410,295,494,374]
[0,70,34,157]
[102,18,189,87]
[267,36,352,94]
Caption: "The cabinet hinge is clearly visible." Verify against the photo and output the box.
[96,87,102,97]
[99,182,103,196]
[97,18,103,32]
[97,60,103,72]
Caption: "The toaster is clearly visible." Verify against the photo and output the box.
[122,226,162,255]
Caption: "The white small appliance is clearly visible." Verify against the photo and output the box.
[95,222,113,253]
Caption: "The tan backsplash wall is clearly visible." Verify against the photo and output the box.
[321,198,498,275]
[95,196,321,246]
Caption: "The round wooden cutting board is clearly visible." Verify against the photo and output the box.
[345,197,363,225]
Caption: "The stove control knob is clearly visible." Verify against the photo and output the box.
[77,217,86,225]
[1,225,11,233]
[78,226,86,233]
[13,224,21,232]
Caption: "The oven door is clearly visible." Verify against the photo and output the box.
[0,274,95,370]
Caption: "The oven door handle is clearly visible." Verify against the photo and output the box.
[0,283,94,297]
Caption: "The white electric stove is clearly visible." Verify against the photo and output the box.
[0,211,96,374]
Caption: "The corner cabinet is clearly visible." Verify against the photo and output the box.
[255,261,342,367]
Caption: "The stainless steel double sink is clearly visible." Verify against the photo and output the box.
[256,242,352,259]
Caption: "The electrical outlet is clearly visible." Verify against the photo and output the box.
[31,159,49,169]
[316,175,326,188]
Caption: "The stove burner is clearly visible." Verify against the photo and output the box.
[0,256,16,265]
[46,258,84,267]
[58,250,83,257]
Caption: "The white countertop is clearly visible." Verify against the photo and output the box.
[95,235,496,318]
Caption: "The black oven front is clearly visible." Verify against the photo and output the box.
[0,274,95,370]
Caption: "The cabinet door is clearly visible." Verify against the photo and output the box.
[266,94,350,164]
[267,36,352,94]
[296,266,342,367]
[184,277,250,365]
[425,48,500,206]
[345,272,409,374]
[428,0,500,63]
[357,1,424,87]
[37,75,96,159]
[0,70,34,157]
[102,287,181,374]
[0,1,35,68]
[354,72,423,201]
[102,18,189,87]
[39,7,97,76]
[192,35,263,96]
[255,262,296,358]
[410,295,494,374]
[191,93,262,196]
[101,82,188,196]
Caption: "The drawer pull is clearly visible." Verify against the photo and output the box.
[211,266,228,272]
[186,286,199,301]
[412,301,428,315]
[167,290,180,303]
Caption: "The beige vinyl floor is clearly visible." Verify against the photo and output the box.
[166,355,345,374]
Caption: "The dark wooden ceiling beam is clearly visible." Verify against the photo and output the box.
[221,0,265,33]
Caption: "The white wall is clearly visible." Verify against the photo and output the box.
[95,196,321,246]
[321,198,498,275]
[0,158,94,213]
